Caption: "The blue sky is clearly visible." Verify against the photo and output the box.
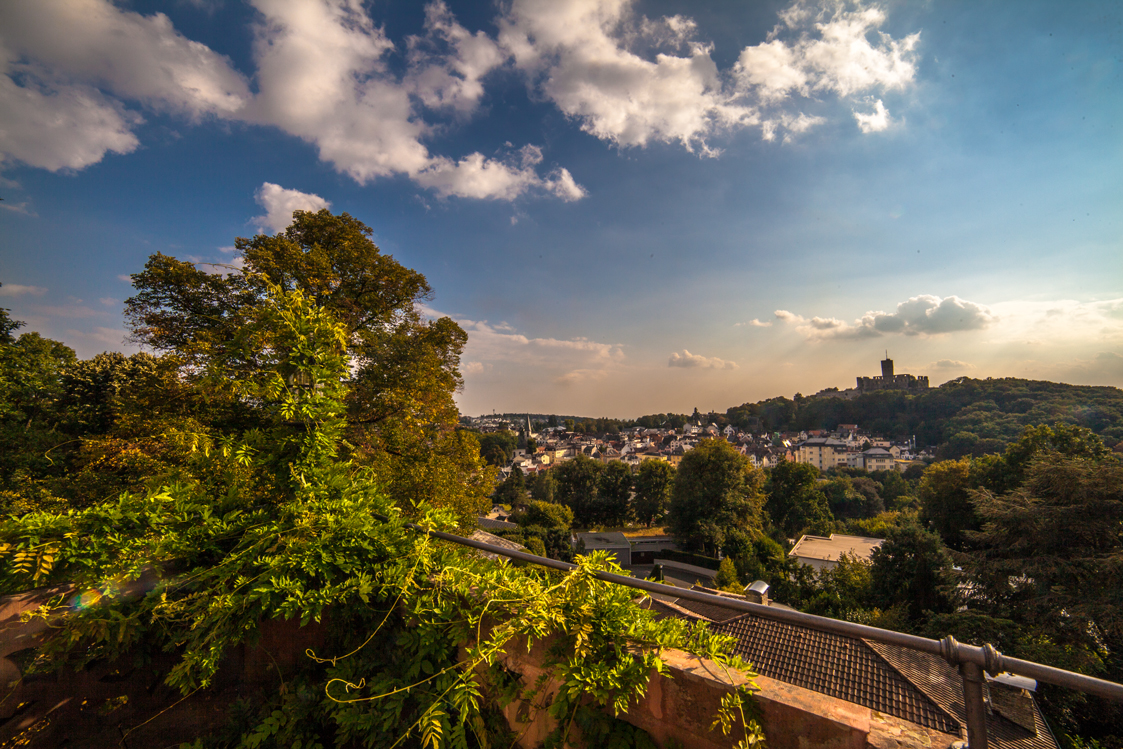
[1,0,1120,418]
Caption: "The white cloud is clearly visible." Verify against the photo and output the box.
[776,295,996,340]
[668,349,738,369]
[853,99,891,133]
[736,318,772,327]
[984,298,1123,346]
[0,57,140,171]
[928,359,974,370]
[252,182,332,234]
[498,0,757,153]
[0,0,582,202]
[0,283,47,297]
[0,198,35,215]
[406,1,506,115]
[66,326,127,349]
[0,0,250,116]
[1,0,916,191]
[495,0,920,151]
[0,0,249,170]
[243,0,579,200]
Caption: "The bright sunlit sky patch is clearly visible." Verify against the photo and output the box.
[1,0,1120,417]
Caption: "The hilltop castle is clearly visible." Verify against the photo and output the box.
[856,354,928,393]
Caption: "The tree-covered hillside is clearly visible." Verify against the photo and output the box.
[721,377,1123,451]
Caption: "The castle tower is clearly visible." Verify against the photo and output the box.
[881,353,894,380]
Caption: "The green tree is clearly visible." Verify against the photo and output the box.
[123,210,489,523]
[715,556,742,593]
[918,458,979,549]
[668,439,764,555]
[767,461,831,537]
[529,468,556,503]
[967,453,1123,654]
[633,459,675,526]
[477,430,517,466]
[494,464,528,506]
[554,455,603,527]
[596,460,632,526]
[520,500,574,531]
[869,522,955,621]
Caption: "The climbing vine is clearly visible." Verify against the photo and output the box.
[0,284,763,748]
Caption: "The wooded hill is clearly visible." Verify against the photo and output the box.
[677,377,1123,454]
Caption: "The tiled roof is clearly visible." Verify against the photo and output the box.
[869,642,1059,749]
[647,595,1059,749]
[477,517,518,530]
[713,612,961,735]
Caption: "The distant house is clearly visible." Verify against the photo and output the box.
[795,437,850,471]
[860,447,894,471]
[788,533,883,572]
[574,531,631,567]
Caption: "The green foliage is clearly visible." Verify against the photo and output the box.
[669,439,764,555]
[0,285,765,749]
[554,454,604,527]
[632,459,674,527]
[765,461,828,538]
[715,557,742,594]
[597,461,633,527]
[518,500,574,531]
[476,430,517,467]
[494,464,527,506]
[722,376,1123,452]
[529,469,556,503]
[868,522,955,621]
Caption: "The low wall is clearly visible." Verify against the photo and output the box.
[494,631,960,749]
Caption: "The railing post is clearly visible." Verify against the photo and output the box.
[959,660,989,749]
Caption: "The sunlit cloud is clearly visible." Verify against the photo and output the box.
[776,295,996,340]
[252,182,331,234]
[668,349,738,369]
[0,283,47,297]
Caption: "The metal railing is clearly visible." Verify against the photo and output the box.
[410,521,1123,749]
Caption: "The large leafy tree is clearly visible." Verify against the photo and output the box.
[766,460,831,538]
[868,522,955,621]
[668,439,764,555]
[633,459,674,526]
[553,454,603,527]
[124,209,490,524]
[967,453,1123,653]
[596,460,633,527]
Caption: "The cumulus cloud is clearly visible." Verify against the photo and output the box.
[242,0,578,200]
[0,1,250,115]
[498,0,756,153]
[667,349,738,369]
[775,295,996,340]
[495,0,919,151]
[0,283,47,297]
[1,0,918,190]
[0,60,140,171]
[0,0,583,202]
[736,318,772,327]
[929,359,974,370]
[252,183,332,234]
[853,99,891,133]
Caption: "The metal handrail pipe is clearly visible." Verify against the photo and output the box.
[412,522,1123,704]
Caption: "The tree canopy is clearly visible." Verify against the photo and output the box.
[668,438,764,555]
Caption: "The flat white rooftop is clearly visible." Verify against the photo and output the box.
[788,533,883,563]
